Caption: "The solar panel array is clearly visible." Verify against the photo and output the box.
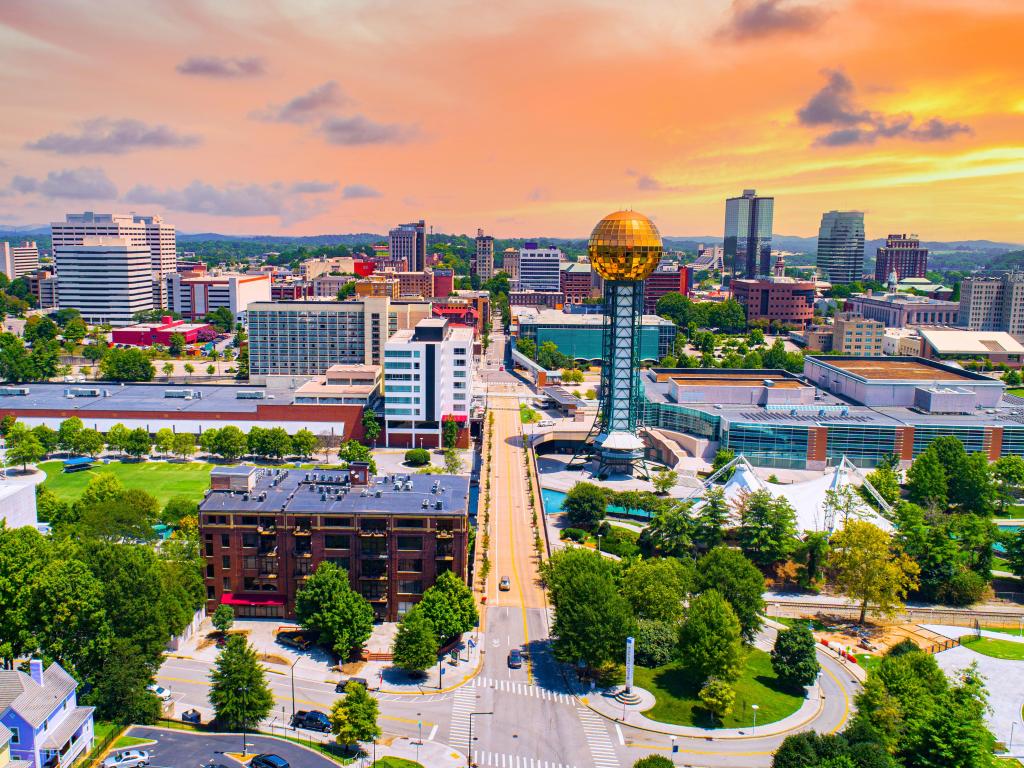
[738,411,877,423]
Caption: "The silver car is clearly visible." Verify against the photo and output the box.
[102,750,150,768]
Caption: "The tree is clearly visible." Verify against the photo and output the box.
[390,606,438,672]
[632,757,674,768]
[954,452,995,517]
[693,487,729,552]
[515,336,536,360]
[262,427,292,460]
[329,682,381,749]
[78,488,160,542]
[561,368,584,384]
[678,589,743,684]
[198,428,219,456]
[994,454,1024,514]
[206,364,215,375]
[4,424,44,470]
[699,677,737,723]
[58,417,84,454]
[0,526,50,665]
[85,637,162,725]
[1003,527,1024,578]
[827,521,919,624]
[738,489,798,567]
[443,448,463,475]
[711,448,735,478]
[405,448,430,466]
[24,315,58,343]
[161,361,174,379]
[204,307,235,333]
[361,411,381,445]
[907,447,950,511]
[208,635,274,730]
[183,362,195,380]
[100,348,156,381]
[562,482,608,529]
[124,428,152,458]
[154,428,175,456]
[212,605,234,634]
[621,558,692,623]
[417,570,478,642]
[106,423,130,455]
[865,463,901,506]
[651,467,678,495]
[172,432,196,460]
[30,424,58,455]
[76,428,105,458]
[695,547,765,643]
[338,440,376,473]
[168,332,186,356]
[213,425,247,462]
[442,416,459,449]
[162,495,197,524]
[294,562,374,657]
[771,622,820,689]
[633,619,677,667]
[0,414,15,437]
[291,428,318,459]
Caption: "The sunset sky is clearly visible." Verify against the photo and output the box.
[1,0,1022,241]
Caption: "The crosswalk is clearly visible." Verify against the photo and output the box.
[375,692,450,703]
[471,753,581,768]
[449,685,477,756]
[472,676,575,704]
[576,706,621,768]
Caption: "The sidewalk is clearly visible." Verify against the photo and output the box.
[370,736,465,767]
[356,632,485,695]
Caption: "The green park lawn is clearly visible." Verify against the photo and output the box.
[112,735,154,749]
[40,459,214,507]
[962,636,1024,661]
[632,648,804,729]
[372,759,424,768]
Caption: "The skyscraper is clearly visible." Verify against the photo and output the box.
[55,236,153,325]
[473,228,495,281]
[874,234,928,282]
[816,211,865,285]
[516,243,563,292]
[389,220,427,272]
[0,241,40,280]
[724,189,774,280]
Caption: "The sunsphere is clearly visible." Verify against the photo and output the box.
[587,210,663,282]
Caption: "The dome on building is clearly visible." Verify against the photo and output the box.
[587,210,663,282]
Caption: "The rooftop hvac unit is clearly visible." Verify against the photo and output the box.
[164,389,199,399]
[422,499,429,508]
[236,391,266,400]
[0,386,30,397]
[375,490,382,498]
[435,500,443,510]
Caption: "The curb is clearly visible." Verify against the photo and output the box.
[130,725,344,765]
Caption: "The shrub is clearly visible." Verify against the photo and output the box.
[634,619,678,667]
[559,528,588,542]
[404,448,431,466]
[939,568,987,606]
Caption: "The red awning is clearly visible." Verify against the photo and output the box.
[221,593,285,607]
[443,414,468,423]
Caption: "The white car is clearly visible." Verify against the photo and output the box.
[147,684,171,701]
[102,750,150,768]
[538,419,555,427]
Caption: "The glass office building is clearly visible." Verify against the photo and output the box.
[816,211,865,285]
[724,189,774,280]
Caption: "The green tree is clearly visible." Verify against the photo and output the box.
[679,589,743,684]
[794,531,830,589]
[561,368,584,384]
[124,428,152,458]
[954,452,995,517]
[212,605,234,634]
[562,482,608,529]
[76,428,105,458]
[699,676,737,723]
[443,447,463,474]
[30,424,58,455]
[695,547,765,643]
[168,332,186,356]
[213,425,247,462]
[1003,527,1024,578]
[515,336,536,360]
[106,423,130,455]
[693,488,729,552]
[711,448,735,478]
[24,315,58,343]
[161,361,174,379]
[100,347,156,381]
[290,428,317,458]
[0,414,16,437]
[361,411,381,445]
[183,362,195,380]
[85,637,162,725]
[0,526,50,665]
[621,558,692,623]
[204,307,235,333]
[906,449,948,510]
[651,467,678,495]
[417,570,478,642]
[994,454,1024,514]
[294,561,374,657]
[161,495,197,524]
[771,622,820,689]
[633,618,677,667]
[62,317,88,345]
[206,364,215,375]
[208,634,274,730]
[5,424,44,469]
[442,416,460,449]
[329,682,381,749]
[338,439,376,473]
[738,490,798,567]
[391,606,438,672]
[865,463,901,506]
[198,428,219,456]
[632,756,674,768]
[154,427,175,456]
[827,521,920,624]
[172,431,196,460]
[405,448,430,466]
[905,665,996,768]
[78,488,160,542]
[58,417,85,454]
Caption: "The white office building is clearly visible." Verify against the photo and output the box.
[517,243,563,291]
[0,241,40,280]
[165,271,271,320]
[383,318,472,448]
[52,211,177,307]
[54,236,153,325]
[389,220,427,272]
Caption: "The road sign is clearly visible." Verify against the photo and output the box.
[469,638,476,648]
[672,744,679,753]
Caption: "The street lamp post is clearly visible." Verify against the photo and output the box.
[670,736,677,765]
[290,657,300,718]
[416,715,422,763]
[596,534,602,554]
[438,657,444,690]
[751,704,760,734]
[467,712,493,767]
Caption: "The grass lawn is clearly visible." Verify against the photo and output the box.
[962,636,1024,661]
[519,403,540,423]
[1007,389,1024,398]
[372,759,424,768]
[40,459,214,507]
[93,721,119,744]
[980,625,1024,638]
[112,735,153,749]
[856,653,881,674]
[772,617,828,631]
[631,648,804,729]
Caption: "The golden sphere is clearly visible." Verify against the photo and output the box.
[587,210,663,282]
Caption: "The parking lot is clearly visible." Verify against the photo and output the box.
[122,726,340,768]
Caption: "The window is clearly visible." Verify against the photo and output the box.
[242,533,258,548]
[398,558,422,572]
[223,577,231,591]
[397,536,422,551]
[10,727,19,744]
[396,518,425,529]
[220,534,230,548]
[222,555,231,569]
[325,534,351,549]
[398,579,423,595]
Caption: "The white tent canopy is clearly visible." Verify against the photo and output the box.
[689,455,894,534]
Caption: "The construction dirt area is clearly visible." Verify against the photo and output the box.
[811,619,962,659]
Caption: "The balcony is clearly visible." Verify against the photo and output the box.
[435,550,454,560]
[258,526,277,535]
[436,531,453,540]
[359,529,388,537]
[293,550,313,559]
[293,528,312,537]
[360,550,388,560]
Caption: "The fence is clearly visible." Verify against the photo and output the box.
[766,600,1024,629]
[79,723,123,768]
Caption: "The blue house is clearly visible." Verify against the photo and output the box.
[0,660,94,768]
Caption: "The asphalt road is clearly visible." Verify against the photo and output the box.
[124,726,337,768]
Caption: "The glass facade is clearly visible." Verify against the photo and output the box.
[912,425,986,456]
[642,401,720,439]
[520,322,674,363]
[723,422,809,469]
[825,425,897,467]
[1001,427,1024,457]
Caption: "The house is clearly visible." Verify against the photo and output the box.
[1,723,32,768]
[0,661,94,768]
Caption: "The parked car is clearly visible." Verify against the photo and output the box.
[508,649,523,669]
[102,750,150,768]
[250,755,289,768]
[538,419,555,427]
[335,677,370,693]
[181,709,201,724]
[499,576,511,591]
[146,684,171,701]
[291,710,331,732]
[276,632,312,651]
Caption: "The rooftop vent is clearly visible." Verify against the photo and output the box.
[0,386,30,397]
[236,390,266,400]
[435,500,443,511]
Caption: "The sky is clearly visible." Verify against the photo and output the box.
[1,0,1023,241]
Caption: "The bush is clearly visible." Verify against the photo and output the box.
[634,619,677,667]
[559,528,588,542]
[939,568,987,606]
[404,448,431,466]
[633,757,673,768]
[600,528,640,558]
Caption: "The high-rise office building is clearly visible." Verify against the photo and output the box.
[816,211,865,285]
[958,273,1024,336]
[389,220,427,272]
[0,241,40,280]
[517,243,562,292]
[473,228,494,280]
[51,211,177,307]
[55,237,153,325]
[874,234,928,282]
[724,189,774,280]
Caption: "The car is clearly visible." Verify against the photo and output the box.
[181,708,202,724]
[499,364,505,371]
[335,676,370,693]
[499,576,511,591]
[102,750,150,768]
[250,755,290,768]
[538,419,555,427]
[276,632,312,651]
[508,649,523,669]
[146,684,171,701]
[291,710,331,732]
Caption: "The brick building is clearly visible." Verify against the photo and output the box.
[731,276,816,326]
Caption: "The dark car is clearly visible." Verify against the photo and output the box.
[291,710,331,732]
[250,755,290,768]
[335,676,370,693]
[181,708,202,724]
[508,648,523,669]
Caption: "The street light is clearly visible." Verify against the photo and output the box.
[290,656,300,718]
[467,712,493,767]
[596,534,602,554]
[669,736,677,765]
[751,704,760,734]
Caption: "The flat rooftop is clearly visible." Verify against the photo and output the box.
[820,358,976,382]
[665,374,805,389]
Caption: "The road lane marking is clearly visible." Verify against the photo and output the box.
[428,723,438,741]
[615,723,624,745]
